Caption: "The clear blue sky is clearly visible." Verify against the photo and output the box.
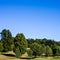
[0,0,60,41]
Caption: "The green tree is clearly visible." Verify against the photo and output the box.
[2,38,13,51]
[45,45,52,56]
[27,39,35,48]
[30,42,41,57]
[13,33,28,58]
[52,44,58,56]
[57,46,60,55]
[1,29,13,52]
[40,44,46,55]
[1,29,12,39]
[52,44,60,56]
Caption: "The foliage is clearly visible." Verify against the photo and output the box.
[14,47,21,58]
[0,42,3,52]
[27,49,33,57]
[2,38,13,52]
[52,44,60,56]
[40,44,46,55]
[57,46,60,55]
[13,33,28,58]
[0,29,60,57]
[1,29,13,52]
[1,29,12,39]
[27,39,35,48]
[45,45,53,56]
[30,42,41,57]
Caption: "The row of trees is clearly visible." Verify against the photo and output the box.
[0,29,28,58]
[0,29,60,58]
[27,39,60,57]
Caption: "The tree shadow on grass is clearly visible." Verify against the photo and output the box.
[20,57,35,60]
[2,54,15,57]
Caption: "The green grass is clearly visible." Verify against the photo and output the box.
[0,51,60,60]
[33,57,60,60]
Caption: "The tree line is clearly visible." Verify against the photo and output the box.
[0,29,60,58]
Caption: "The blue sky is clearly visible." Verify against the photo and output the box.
[0,0,60,41]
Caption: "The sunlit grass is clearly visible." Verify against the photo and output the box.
[33,57,60,60]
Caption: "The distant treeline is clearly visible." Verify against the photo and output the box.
[0,29,60,58]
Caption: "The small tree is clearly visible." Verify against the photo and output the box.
[30,42,41,57]
[45,45,52,56]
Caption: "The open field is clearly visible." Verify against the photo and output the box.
[33,57,60,60]
[0,51,60,60]
[0,55,19,60]
[0,54,60,60]
[0,55,28,60]
[0,51,26,60]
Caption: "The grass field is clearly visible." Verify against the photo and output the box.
[0,55,60,60]
[0,51,60,60]
[33,57,60,60]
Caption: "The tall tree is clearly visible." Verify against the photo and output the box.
[1,29,13,51]
[13,33,28,58]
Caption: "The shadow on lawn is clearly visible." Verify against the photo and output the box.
[2,54,34,60]
[2,54,15,57]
